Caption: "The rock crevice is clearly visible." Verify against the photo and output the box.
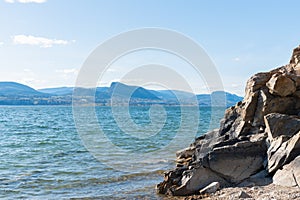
[157,45,300,196]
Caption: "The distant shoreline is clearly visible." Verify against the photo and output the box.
[0,104,230,108]
[0,81,242,107]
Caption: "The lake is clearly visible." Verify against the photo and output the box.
[0,106,225,199]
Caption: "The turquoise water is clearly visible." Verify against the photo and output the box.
[0,106,225,199]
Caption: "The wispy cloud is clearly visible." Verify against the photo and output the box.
[0,42,4,46]
[12,35,72,48]
[4,0,47,3]
[55,68,78,75]
[232,57,240,62]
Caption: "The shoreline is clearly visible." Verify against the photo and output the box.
[165,184,300,200]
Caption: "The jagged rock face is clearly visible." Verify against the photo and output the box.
[264,113,300,139]
[267,132,300,173]
[157,45,300,196]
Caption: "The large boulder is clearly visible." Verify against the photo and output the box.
[206,139,267,183]
[266,74,296,97]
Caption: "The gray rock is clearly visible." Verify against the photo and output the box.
[242,91,259,122]
[264,113,300,139]
[238,170,272,187]
[230,117,250,138]
[193,130,226,162]
[219,105,240,136]
[207,139,267,183]
[199,181,220,194]
[252,87,272,127]
[253,87,298,126]
[267,135,290,160]
[273,156,300,188]
[172,167,227,196]
[267,131,300,173]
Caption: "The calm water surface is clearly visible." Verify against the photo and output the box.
[0,106,225,199]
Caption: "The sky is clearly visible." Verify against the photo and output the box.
[0,0,300,96]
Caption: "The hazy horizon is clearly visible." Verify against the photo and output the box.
[1,80,242,96]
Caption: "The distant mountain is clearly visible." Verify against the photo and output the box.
[197,91,243,107]
[0,81,243,106]
[0,82,49,97]
[109,82,160,100]
[43,82,161,101]
[150,90,194,101]
[38,87,74,95]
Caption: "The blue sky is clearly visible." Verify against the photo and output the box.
[0,0,299,95]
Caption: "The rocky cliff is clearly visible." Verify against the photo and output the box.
[157,46,300,196]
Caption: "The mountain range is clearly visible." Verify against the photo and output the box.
[0,82,242,106]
